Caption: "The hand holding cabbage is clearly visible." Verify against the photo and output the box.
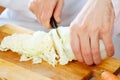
[70,0,115,65]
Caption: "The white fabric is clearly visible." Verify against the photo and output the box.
[112,0,120,35]
[0,0,35,18]
[0,0,87,30]
[113,34,120,59]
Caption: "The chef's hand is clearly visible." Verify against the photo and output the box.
[29,0,64,29]
[70,0,115,65]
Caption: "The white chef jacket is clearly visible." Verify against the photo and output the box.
[0,0,120,33]
[0,0,87,31]
[0,0,120,59]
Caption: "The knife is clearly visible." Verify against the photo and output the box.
[50,16,61,38]
[50,16,58,28]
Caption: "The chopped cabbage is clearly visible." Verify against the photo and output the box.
[0,31,58,66]
[0,27,107,66]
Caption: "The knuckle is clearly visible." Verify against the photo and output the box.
[100,28,110,35]
[82,51,93,65]
[84,56,93,65]
[107,44,114,51]
[70,23,87,33]
[83,51,91,57]
[92,53,101,65]
[41,16,48,24]
[92,48,99,55]
[89,28,99,36]
[41,18,45,23]
[79,25,87,32]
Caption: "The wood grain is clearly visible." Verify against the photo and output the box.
[0,6,5,14]
[0,59,52,80]
[0,24,120,80]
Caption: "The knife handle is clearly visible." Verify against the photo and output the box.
[50,16,58,28]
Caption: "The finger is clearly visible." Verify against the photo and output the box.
[41,0,57,29]
[54,0,64,24]
[102,34,114,57]
[91,35,101,65]
[29,0,36,13]
[70,27,84,63]
[36,4,44,24]
[29,0,43,24]
[79,33,93,65]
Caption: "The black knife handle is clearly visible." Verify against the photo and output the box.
[50,16,58,28]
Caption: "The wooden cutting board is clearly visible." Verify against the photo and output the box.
[0,24,120,80]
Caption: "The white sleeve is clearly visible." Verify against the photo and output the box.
[112,0,120,36]
[0,0,31,11]
[0,0,35,19]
